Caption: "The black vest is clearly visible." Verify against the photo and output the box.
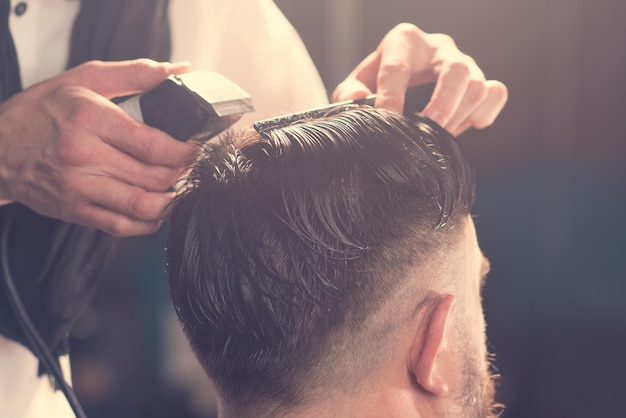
[0,0,171,365]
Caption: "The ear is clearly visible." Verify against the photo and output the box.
[408,294,456,397]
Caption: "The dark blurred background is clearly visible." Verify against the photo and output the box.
[71,1,626,417]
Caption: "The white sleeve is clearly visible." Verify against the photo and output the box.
[169,0,330,126]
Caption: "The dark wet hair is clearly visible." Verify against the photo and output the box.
[166,107,474,414]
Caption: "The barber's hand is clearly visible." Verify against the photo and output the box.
[332,23,508,136]
[0,59,196,236]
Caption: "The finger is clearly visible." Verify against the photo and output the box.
[444,80,488,134]
[80,175,176,223]
[95,143,187,192]
[450,80,509,136]
[421,62,472,127]
[100,105,198,168]
[332,51,380,102]
[74,204,163,237]
[374,37,414,113]
[61,59,193,99]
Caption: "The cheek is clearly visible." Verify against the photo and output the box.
[454,296,486,351]
[464,286,485,327]
[466,295,488,354]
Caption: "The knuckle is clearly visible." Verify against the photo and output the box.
[432,33,456,48]
[46,97,97,165]
[394,22,420,38]
[388,23,428,50]
[49,83,79,99]
[51,85,98,122]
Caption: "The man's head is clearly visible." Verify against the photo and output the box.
[166,107,499,417]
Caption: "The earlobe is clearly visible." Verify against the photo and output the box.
[408,294,456,397]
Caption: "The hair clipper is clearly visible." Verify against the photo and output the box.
[119,71,255,141]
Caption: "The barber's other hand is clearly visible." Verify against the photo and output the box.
[0,59,196,236]
[332,23,508,136]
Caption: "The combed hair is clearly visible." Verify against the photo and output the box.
[166,107,474,413]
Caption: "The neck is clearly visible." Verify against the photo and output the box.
[216,380,432,418]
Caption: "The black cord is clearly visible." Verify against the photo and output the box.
[0,205,88,418]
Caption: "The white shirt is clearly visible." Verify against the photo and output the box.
[3,1,328,417]
[9,0,328,121]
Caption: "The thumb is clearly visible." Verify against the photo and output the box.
[332,78,373,103]
[58,59,192,99]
